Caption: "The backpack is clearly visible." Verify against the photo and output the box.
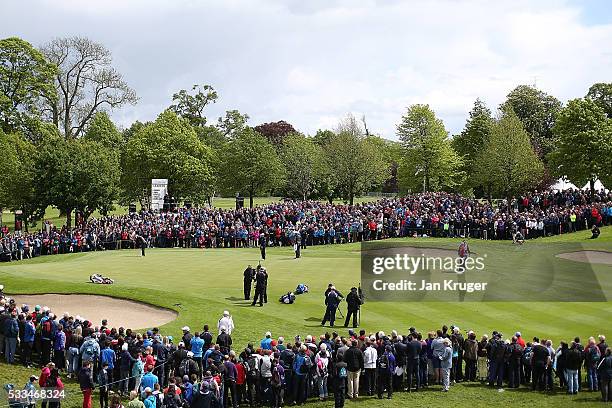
[41,320,53,338]
[179,359,191,377]
[318,361,328,377]
[280,350,295,370]
[511,344,523,359]
[589,347,600,365]
[210,351,223,365]
[522,348,532,366]
[377,353,389,370]
[83,339,96,358]
[271,366,283,387]
[260,357,272,374]
[298,355,311,375]
[295,284,308,295]
[164,394,181,408]
[247,356,259,379]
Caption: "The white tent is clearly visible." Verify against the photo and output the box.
[551,177,578,191]
[582,179,608,192]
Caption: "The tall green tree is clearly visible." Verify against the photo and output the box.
[40,36,138,138]
[219,128,284,207]
[169,84,217,127]
[475,108,544,201]
[502,85,561,158]
[361,135,402,193]
[279,133,326,200]
[84,111,123,149]
[35,135,120,227]
[0,37,56,135]
[0,130,45,228]
[586,82,612,119]
[396,104,463,192]
[312,129,335,146]
[452,98,493,193]
[549,98,612,192]
[122,110,214,207]
[217,109,250,139]
[323,115,388,204]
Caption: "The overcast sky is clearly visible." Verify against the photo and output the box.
[2,0,611,139]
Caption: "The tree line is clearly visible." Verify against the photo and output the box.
[1,36,611,228]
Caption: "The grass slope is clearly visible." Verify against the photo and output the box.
[1,227,611,407]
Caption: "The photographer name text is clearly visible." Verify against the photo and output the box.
[372,279,488,293]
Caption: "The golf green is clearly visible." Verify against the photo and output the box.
[1,226,611,407]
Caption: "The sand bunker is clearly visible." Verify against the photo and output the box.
[9,294,177,329]
[556,250,612,265]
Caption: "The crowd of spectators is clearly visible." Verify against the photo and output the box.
[2,294,612,407]
[1,189,611,262]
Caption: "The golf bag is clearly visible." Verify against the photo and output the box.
[90,273,114,284]
[295,283,309,295]
[279,292,296,304]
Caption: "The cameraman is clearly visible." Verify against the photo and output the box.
[243,265,255,300]
[321,286,343,327]
[251,267,268,307]
[344,287,362,328]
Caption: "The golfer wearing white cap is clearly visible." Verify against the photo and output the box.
[217,310,235,335]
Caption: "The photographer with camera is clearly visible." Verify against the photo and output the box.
[243,265,255,300]
[321,285,343,327]
[343,287,362,328]
[251,266,268,307]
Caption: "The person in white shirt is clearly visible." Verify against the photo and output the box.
[217,311,235,335]
[363,338,378,396]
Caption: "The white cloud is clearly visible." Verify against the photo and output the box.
[1,0,611,139]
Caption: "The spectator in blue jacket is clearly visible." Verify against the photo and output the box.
[22,314,35,367]
[53,324,66,369]
[140,366,159,398]
[100,342,117,385]
[377,345,396,399]
[191,332,205,378]
[3,310,19,363]
[261,331,273,350]
[292,345,308,405]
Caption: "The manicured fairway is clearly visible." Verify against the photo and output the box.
[1,227,611,407]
